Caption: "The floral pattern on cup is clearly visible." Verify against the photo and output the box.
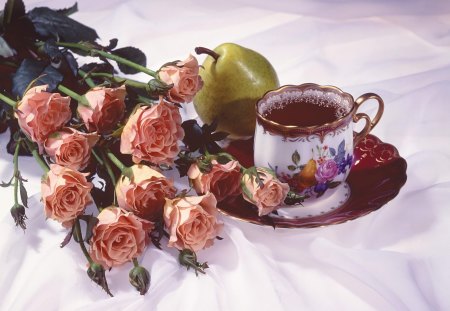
[274,139,353,198]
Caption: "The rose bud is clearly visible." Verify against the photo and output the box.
[44,128,99,171]
[41,164,93,228]
[10,204,27,230]
[116,164,176,222]
[120,98,184,165]
[187,159,242,202]
[16,85,71,153]
[241,167,290,216]
[163,193,223,252]
[129,265,151,295]
[158,54,203,104]
[87,262,113,297]
[77,85,126,133]
[90,207,153,268]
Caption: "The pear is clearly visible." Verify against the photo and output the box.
[193,43,279,139]
[297,159,317,189]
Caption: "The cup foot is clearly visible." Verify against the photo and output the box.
[274,182,351,219]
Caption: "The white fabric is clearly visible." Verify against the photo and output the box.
[1,0,450,310]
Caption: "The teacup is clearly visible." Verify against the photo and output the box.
[254,83,384,213]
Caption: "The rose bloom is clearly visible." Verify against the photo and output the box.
[120,98,184,165]
[315,159,339,183]
[242,168,290,216]
[158,54,203,103]
[163,193,223,252]
[77,85,126,133]
[44,128,99,171]
[116,164,177,222]
[41,164,93,228]
[90,207,153,268]
[16,85,71,152]
[187,160,242,202]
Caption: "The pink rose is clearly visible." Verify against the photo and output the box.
[116,164,177,221]
[44,128,99,171]
[16,85,71,152]
[120,98,184,165]
[242,168,290,216]
[315,159,339,183]
[41,164,93,228]
[78,85,126,133]
[163,193,223,252]
[158,54,203,103]
[90,207,153,268]
[187,159,242,202]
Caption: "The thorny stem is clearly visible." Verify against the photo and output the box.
[0,92,16,108]
[24,139,50,173]
[101,150,117,206]
[77,69,97,88]
[56,42,157,78]
[13,140,20,205]
[57,84,90,107]
[74,218,93,264]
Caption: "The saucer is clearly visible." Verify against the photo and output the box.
[219,134,407,228]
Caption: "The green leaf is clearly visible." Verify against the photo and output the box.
[112,47,146,74]
[56,2,78,16]
[291,150,300,165]
[12,59,64,98]
[78,214,99,242]
[0,176,14,187]
[287,165,297,171]
[240,178,254,203]
[27,7,98,42]
[19,178,28,208]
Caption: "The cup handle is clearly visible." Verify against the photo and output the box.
[353,93,384,145]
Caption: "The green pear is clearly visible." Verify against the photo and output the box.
[193,43,279,139]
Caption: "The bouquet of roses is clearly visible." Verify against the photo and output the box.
[0,0,299,296]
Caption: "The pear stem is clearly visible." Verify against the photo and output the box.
[195,47,220,61]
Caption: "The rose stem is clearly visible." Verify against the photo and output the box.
[100,150,117,206]
[0,92,16,108]
[90,149,104,166]
[57,84,90,107]
[74,218,94,264]
[13,140,21,206]
[56,42,158,78]
[83,71,148,89]
[24,139,50,173]
[132,258,139,268]
[77,70,97,89]
[105,150,127,172]
[195,47,220,61]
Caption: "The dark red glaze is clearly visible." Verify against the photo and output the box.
[221,134,407,228]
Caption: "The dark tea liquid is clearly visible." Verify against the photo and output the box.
[264,100,340,127]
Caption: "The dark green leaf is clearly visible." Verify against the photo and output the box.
[291,150,300,165]
[79,214,99,242]
[56,2,78,16]
[60,227,73,248]
[112,47,146,74]
[62,51,78,76]
[105,38,118,51]
[0,176,14,187]
[287,165,297,171]
[210,131,229,142]
[0,36,15,58]
[12,59,64,97]
[3,0,25,26]
[19,178,28,207]
[27,7,98,42]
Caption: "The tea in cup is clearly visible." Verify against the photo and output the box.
[254,83,384,216]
